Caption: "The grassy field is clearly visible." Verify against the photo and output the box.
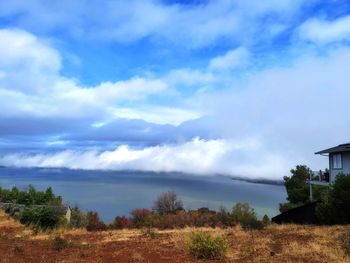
[0,210,349,263]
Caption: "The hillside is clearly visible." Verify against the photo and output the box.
[0,210,349,263]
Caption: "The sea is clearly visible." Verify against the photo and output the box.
[0,167,286,222]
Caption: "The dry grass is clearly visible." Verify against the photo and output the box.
[1,210,350,262]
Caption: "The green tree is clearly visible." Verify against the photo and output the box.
[279,165,328,212]
[231,203,263,230]
[284,165,311,204]
[316,174,350,224]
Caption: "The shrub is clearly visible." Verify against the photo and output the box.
[316,174,350,224]
[69,206,88,228]
[141,228,157,239]
[230,203,263,230]
[130,208,151,228]
[153,191,183,214]
[20,206,61,230]
[186,231,227,260]
[86,211,106,231]
[111,216,131,229]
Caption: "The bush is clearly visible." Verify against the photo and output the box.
[69,206,88,228]
[111,216,131,229]
[231,203,263,230]
[20,206,61,230]
[153,191,183,214]
[141,228,157,239]
[86,211,106,231]
[130,208,151,228]
[186,231,228,260]
[316,174,350,224]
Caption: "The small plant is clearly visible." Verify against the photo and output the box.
[52,236,69,251]
[186,231,228,260]
[142,228,157,239]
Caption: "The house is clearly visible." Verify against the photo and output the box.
[315,143,350,183]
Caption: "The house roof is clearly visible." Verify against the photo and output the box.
[315,143,350,154]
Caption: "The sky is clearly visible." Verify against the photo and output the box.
[0,0,349,179]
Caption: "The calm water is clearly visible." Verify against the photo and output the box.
[0,167,286,222]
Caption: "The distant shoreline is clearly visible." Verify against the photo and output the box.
[231,177,284,186]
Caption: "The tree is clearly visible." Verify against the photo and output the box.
[284,165,311,204]
[153,191,183,214]
[231,203,263,230]
[280,165,329,212]
[316,174,350,224]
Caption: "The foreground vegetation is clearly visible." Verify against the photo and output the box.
[2,170,350,261]
[1,209,349,262]
[0,187,268,232]
[280,165,350,224]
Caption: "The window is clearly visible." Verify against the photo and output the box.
[333,154,342,169]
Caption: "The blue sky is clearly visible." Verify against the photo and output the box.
[0,0,349,179]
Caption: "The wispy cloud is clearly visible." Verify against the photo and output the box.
[297,15,350,44]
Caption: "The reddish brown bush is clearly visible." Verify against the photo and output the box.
[86,211,107,231]
[111,216,131,229]
[130,208,151,228]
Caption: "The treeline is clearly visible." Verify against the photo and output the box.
[280,165,350,224]
[0,186,64,231]
[0,185,62,205]
[74,191,270,231]
[1,187,270,231]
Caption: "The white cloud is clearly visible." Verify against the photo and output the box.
[0,137,290,179]
[297,15,350,44]
[0,0,311,48]
[112,107,201,126]
[208,47,250,71]
[0,28,196,125]
[0,29,61,94]
[195,46,350,171]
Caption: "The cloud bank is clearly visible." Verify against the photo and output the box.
[0,138,290,179]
